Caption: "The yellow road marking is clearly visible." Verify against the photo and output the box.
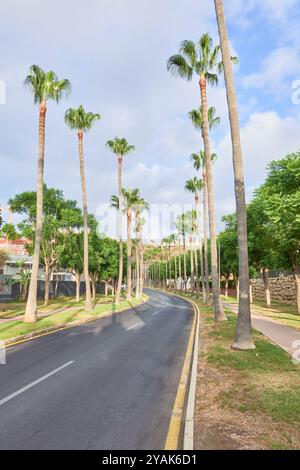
[164,292,198,450]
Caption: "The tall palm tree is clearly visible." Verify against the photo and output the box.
[111,188,140,301]
[185,177,205,300]
[23,65,70,323]
[214,0,255,349]
[191,149,218,304]
[169,233,178,290]
[167,34,237,321]
[106,138,135,305]
[65,105,100,312]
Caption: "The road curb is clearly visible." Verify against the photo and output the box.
[159,290,200,451]
[0,295,149,349]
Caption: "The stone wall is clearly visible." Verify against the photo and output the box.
[251,276,296,304]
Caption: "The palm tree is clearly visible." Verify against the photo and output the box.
[106,138,135,305]
[190,149,218,304]
[111,188,141,301]
[185,177,205,301]
[23,65,70,323]
[176,213,188,291]
[65,105,100,312]
[167,34,237,321]
[214,0,255,349]
[134,197,149,299]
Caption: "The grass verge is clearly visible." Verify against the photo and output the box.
[174,291,300,450]
[0,294,148,342]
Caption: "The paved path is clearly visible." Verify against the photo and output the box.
[0,289,193,450]
[225,302,300,356]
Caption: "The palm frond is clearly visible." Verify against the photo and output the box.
[205,72,218,86]
[180,40,197,68]
[188,109,202,129]
[65,105,100,132]
[167,54,193,81]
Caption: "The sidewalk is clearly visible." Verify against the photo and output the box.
[225,302,300,356]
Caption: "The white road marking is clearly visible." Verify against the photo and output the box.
[0,361,74,407]
[126,322,143,331]
[152,311,160,316]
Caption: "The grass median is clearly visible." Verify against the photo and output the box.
[0,294,148,342]
[171,290,300,450]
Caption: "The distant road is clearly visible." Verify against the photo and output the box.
[0,290,193,450]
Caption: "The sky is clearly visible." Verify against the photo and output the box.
[1,0,300,240]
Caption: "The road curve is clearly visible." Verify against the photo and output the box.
[0,289,193,450]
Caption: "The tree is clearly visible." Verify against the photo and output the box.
[9,187,80,307]
[0,251,8,272]
[23,65,70,322]
[214,0,255,348]
[65,105,100,312]
[254,153,300,313]
[106,138,135,304]
[185,177,205,300]
[97,237,119,296]
[167,34,236,320]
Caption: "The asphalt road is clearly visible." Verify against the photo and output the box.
[0,290,193,450]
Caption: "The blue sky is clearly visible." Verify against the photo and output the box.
[1,0,300,238]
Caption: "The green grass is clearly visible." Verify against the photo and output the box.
[0,294,148,341]
[173,290,300,446]
[249,388,300,424]
[0,294,116,319]
[207,312,296,372]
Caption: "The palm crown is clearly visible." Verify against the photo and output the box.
[185,177,203,194]
[188,106,220,130]
[167,33,237,84]
[24,65,71,104]
[111,188,147,212]
[106,137,135,156]
[190,151,217,171]
[64,105,100,132]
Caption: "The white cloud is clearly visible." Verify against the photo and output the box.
[243,47,300,93]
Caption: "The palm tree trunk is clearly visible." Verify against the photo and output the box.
[214,0,254,347]
[199,76,226,321]
[75,271,80,302]
[178,242,182,291]
[78,129,92,312]
[292,265,300,315]
[135,234,140,299]
[262,268,271,307]
[24,100,47,323]
[92,277,96,302]
[174,252,177,290]
[116,155,123,305]
[190,238,194,294]
[195,193,206,301]
[44,263,51,307]
[126,209,132,301]
[249,280,253,304]
[139,237,144,297]
[202,170,210,303]
[194,236,199,294]
[225,274,229,299]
